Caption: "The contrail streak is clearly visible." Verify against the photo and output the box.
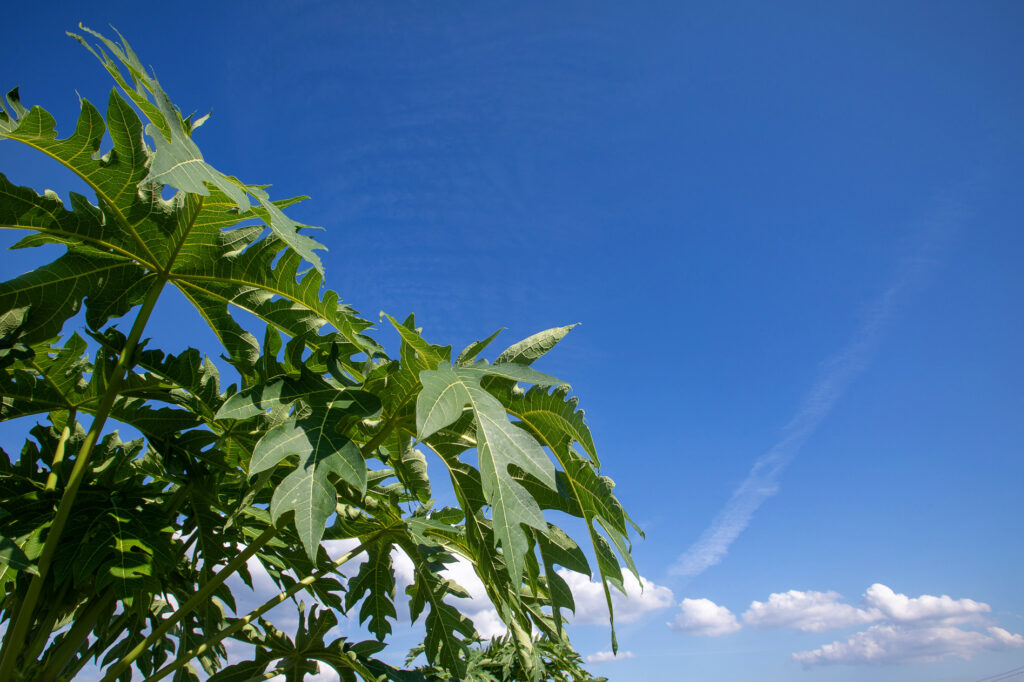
[670,211,960,579]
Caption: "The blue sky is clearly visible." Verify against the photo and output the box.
[3,2,1023,680]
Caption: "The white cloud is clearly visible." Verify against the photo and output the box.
[734,584,1023,667]
[389,546,416,588]
[792,624,1024,666]
[305,662,342,682]
[863,583,991,624]
[743,589,877,632]
[585,650,636,663]
[558,570,674,625]
[741,584,995,634]
[665,582,1022,668]
[669,598,741,637]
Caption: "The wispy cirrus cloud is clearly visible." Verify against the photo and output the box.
[671,216,959,579]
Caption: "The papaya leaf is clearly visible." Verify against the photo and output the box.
[205,652,272,682]
[535,525,590,637]
[403,553,475,677]
[505,384,598,466]
[174,228,379,375]
[344,543,396,641]
[0,87,166,267]
[251,414,364,559]
[456,328,504,366]
[417,362,564,583]
[0,29,642,680]
[71,26,328,274]
[387,437,431,503]
[0,532,34,574]
[385,313,449,375]
[494,324,578,366]
[224,377,378,558]
[0,251,147,344]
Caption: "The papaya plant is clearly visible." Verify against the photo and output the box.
[409,634,608,682]
[0,26,640,682]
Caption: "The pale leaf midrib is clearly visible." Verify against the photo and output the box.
[0,133,160,265]
[173,277,364,350]
[0,224,152,267]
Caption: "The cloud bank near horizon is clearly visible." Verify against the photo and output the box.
[668,583,1023,666]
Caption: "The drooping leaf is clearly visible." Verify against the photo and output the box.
[345,543,396,641]
[505,384,598,466]
[535,525,589,636]
[404,556,475,677]
[416,362,564,583]
[501,381,640,647]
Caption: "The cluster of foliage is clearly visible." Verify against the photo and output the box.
[411,635,607,682]
[0,27,640,682]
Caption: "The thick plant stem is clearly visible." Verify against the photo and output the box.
[43,408,76,491]
[0,281,166,682]
[100,524,279,682]
[141,534,383,682]
[60,610,133,682]
[23,610,61,673]
[36,589,115,682]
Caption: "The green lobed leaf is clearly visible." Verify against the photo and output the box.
[0,30,642,679]
[505,384,598,466]
[254,413,365,559]
[406,562,475,677]
[175,227,379,376]
[344,543,397,641]
[417,362,565,584]
[72,26,328,274]
[0,335,204,441]
[0,86,167,266]
[0,250,147,344]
